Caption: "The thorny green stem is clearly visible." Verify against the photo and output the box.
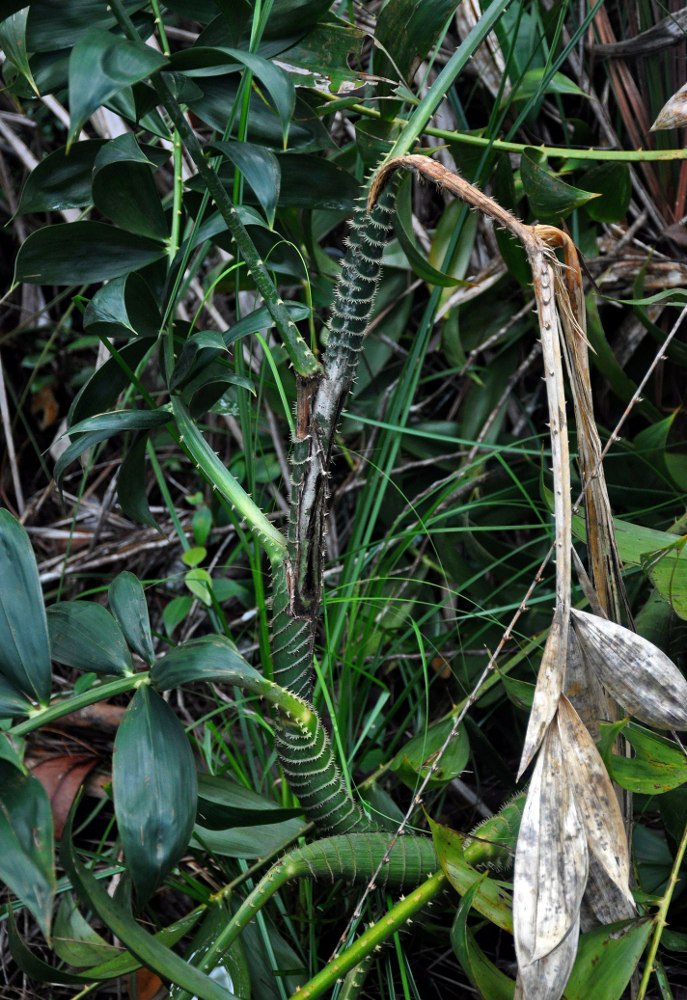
[637,821,687,1000]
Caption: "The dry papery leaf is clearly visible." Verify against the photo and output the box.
[517,608,567,779]
[517,915,580,1000]
[651,82,687,131]
[571,609,687,730]
[557,695,633,910]
[514,725,588,969]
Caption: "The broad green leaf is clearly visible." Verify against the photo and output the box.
[395,191,473,288]
[0,9,38,95]
[15,222,166,285]
[451,877,515,1000]
[117,433,158,528]
[214,48,294,147]
[24,0,148,52]
[92,134,168,240]
[82,271,162,340]
[47,602,134,676]
[151,635,269,696]
[8,908,85,984]
[0,508,51,705]
[196,773,303,829]
[185,567,214,606]
[374,0,462,88]
[53,895,120,968]
[430,819,513,932]
[212,140,280,226]
[0,675,33,720]
[113,686,197,903]
[579,162,631,223]
[54,408,171,494]
[17,141,106,215]
[276,153,358,210]
[598,721,687,793]
[67,28,166,145]
[108,571,155,665]
[0,760,56,940]
[390,716,470,788]
[0,732,26,771]
[564,918,652,1000]
[192,817,307,859]
[60,818,235,1000]
[512,68,587,102]
[70,337,156,425]
[521,148,600,218]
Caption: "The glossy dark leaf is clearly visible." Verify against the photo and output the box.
[117,433,158,528]
[0,675,33,720]
[92,134,168,240]
[579,162,631,223]
[0,760,56,940]
[17,141,106,215]
[83,270,162,339]
[47,601,134,676]
[60,816,233,999]
[108,571,155,665]
[521,148,600,218]
[151,635,268,695]
[0,508,52,705]
[196,773,303,829]
[68,28,166,144]
[53,895,120,968]
[0,9,39,95]
[212,140,280,226]
[374,0,462,86]
[113,686,197,903]
[69,337,156,425]
[15,222,166,286]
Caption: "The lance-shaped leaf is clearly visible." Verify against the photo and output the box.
[557,696,633,909]
[108,572,155,666]
[571,608,687,730]
[514,723,588,967]
[113,686,197,904]
[0,509,52,706]
[47,602,134,676]
[582,854,636,928]
[518,608,567,778]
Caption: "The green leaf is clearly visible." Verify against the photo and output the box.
[521,148,600,218]
[17,141,107,215]
[151,635,269,696]
[15,222,166,286]
[451,877,515,1000]
[598,721,687,794]
[0,508,52,705]
[374,0,462,88]
[579,162,631,223]
[512,68,587,102]
[70,337,156,426]
[118,433,158,528]
[171,903,251,1000]
[47,601,134,676]
[83,271,163,339]
[394,191,473,287]
[192,817,307,860]
[0,9,39,95]
[214,48,294,147]
[108,571,155,666]
[390,716,470,788]
[60,816,236,999]
[185,567,214,606]
[212,140,280,227]
[0,760,56,940]
[564,918,652,1000]
[53,895,121,968]
[92,134,168,240]
[196,773,303,830]
[0,732,26,771]
[68,28,167,145]
[0,675,33,720]
[430,819,513,932]
[55,408,171,494]
[113,686,197,903]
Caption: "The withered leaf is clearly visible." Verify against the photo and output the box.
[582,854,636,931]
[557,696,633,909]
[514,723,588,967]
[518,914,580,1000]
[518,609,567,779]
[571,609,687,730]
[651,82,687,131]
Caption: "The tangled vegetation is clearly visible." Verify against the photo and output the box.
[1,2,687,999]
